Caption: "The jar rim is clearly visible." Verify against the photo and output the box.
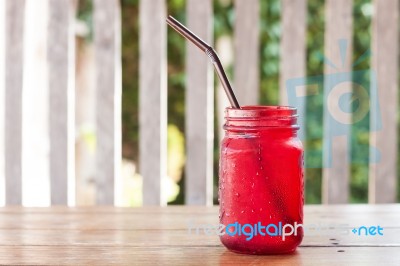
[225,105,297,118]
[224,105,299,130]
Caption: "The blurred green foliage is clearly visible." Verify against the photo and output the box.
[77,0,399,205]
[259,0,281,106]
[304,0,325,204]
[350,0,372,203]
[120,0,140,162]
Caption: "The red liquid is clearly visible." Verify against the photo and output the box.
[219,106,304,255]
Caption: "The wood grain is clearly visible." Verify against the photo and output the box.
[234,0,259,105]
[0,246,399,265]
[93,0,122,205]
[369,0,399,203]
[185,0,214,205]
[322,0,353,204]
[0,205,398,265]
[4,0,25,205]
[47,0,75,205]
[139,0,167,205]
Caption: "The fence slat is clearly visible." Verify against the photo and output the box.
[5,0,25,205]
[185,0,213,205]
[47,0,75,205]
[322,0,353,204]
[280,0,306,139]
[139,0,167,205]
[369,0,399,203]
[234,0,259,105]
[216,36,233,145]
[94,0,122,205]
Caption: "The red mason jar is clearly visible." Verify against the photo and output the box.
[219,106,304,255]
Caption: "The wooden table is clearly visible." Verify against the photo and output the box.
[0,205,399,265]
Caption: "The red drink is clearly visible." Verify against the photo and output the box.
[219,106,304,254]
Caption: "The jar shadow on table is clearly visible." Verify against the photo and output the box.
[218,250,302,264]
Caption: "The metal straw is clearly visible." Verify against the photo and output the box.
[166,15,240,109]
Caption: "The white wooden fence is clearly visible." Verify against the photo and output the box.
[1,0,398,205]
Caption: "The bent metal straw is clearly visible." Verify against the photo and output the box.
[166,15,241,109]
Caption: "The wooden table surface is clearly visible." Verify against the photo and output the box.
[0,205,399,265]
